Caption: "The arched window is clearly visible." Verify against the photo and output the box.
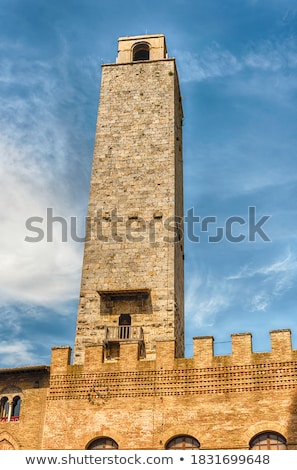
[166,435,200,449]
[87,437,118,450]
[11,396,21,419]
[132,43,150,61]
[0,397,9,421]
[249,432,287,450]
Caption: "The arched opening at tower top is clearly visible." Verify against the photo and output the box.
[132,42,150,61]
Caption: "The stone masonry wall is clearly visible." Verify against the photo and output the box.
[74,58,184,364]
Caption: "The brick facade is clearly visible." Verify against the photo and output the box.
[0,367,49,449]
[42,330,297,450]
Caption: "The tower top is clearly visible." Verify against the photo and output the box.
[116,34,168,64]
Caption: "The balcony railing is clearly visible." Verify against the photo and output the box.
[10,416,19,422]
[105,326,143,342]
[0,416,19,422]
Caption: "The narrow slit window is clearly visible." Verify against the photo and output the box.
[12,396,21,419]
[0,397,9,421]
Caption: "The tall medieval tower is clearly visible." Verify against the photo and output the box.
[74,34,184,364]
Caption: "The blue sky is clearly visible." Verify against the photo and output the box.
[1,0,297,367]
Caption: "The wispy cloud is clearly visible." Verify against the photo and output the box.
[176,44,242,82]
[185,273,232,328]
[0,340,37,368]
[175,36,297,84]
[226,250,297,312]
[0,40,97,307]
[227,250,297,280]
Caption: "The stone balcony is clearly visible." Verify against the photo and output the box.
[104,326,143,342]
[104,326,145,359]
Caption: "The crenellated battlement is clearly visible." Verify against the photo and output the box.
[48,329,297,405]
[51,329,297,376]
[194,329,295,367]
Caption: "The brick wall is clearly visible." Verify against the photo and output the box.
[42,329,297,450]
[0,367,49,449]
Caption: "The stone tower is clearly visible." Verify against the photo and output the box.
[74,34,184,364]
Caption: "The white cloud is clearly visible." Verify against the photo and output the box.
[0,341,38,368]
[250,293,271,312]
[226,250,297,312]
[0,43,96,307]
[227,251,297,280]
[244,42,286,71]
[175,44,241,82]
[0,148,85,305]
[175,36,297,84]
[185,273,232,328]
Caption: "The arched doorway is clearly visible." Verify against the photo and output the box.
[119,314,131,339]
